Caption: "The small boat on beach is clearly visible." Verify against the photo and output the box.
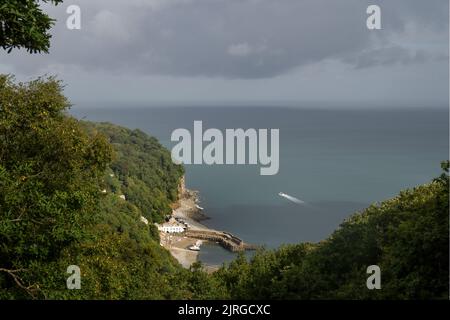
[195,204,204,210]
[188,240,202,251]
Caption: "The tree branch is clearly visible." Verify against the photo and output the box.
[0,268,40,298]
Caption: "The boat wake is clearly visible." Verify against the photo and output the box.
[278,192,306,205]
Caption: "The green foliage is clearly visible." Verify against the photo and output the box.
[0,75,204,300]
[83,122,184,223]
[0,74,447,300]
[184,261,228,299]
[0,75,112,298]
[215,164,449,300]
[1,0,448,301]
[0,0,63,53]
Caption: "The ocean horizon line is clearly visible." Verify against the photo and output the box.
[70,102,450,111]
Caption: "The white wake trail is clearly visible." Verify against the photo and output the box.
[278,192,306,204]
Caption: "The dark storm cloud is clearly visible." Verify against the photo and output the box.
[1,0,448,79]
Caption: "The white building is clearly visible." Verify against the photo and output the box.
[156,218,186,233]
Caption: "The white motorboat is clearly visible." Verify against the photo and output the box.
[188,240,203,251]
[278,192,305,204]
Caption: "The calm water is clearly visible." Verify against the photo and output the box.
[71,106,449,265]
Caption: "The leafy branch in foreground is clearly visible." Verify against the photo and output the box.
[0,0,63,53]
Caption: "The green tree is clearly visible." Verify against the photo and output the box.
[0,0,63,53]
[0,75,112,298]
[84,122,185,224]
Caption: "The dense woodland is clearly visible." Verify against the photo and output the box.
[0,75,448,299]
[0,1,448,300]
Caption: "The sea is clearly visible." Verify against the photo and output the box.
[71,105,449,266]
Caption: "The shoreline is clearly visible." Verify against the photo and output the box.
[160,176,220,271]
[160,176,254,272]
[172,188,210,229]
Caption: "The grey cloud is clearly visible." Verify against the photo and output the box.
[344,46,429,69]
[0,0,448,79]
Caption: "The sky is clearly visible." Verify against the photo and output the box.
[0,0,448,108]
